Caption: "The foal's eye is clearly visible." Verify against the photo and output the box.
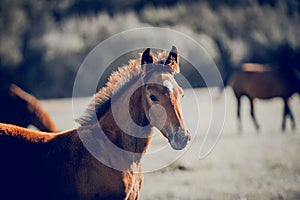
[149,94,158,102]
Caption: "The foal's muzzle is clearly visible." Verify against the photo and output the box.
[168,127,191,150]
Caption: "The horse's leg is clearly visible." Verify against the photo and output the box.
[237,96,242,131]
[250,97,260,131]
[282,98,296,131]
[282,99,288,131]
[289,111,296,131]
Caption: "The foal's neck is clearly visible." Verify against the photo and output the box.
[99,79,152,162]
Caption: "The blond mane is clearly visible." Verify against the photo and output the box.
[78,51,170,126]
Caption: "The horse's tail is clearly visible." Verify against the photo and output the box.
[9,84,58,132]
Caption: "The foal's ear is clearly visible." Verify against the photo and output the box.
[141,48,154,65]
[165,46,180,74]
[141,48,154,76]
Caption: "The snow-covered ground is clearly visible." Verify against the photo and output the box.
[41,88,300,199]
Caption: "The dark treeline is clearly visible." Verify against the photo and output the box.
[0,0,299,98]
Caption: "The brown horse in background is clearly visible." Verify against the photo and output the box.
[0,46,190,199]
[221,63,300,131]
[0,84,57,132]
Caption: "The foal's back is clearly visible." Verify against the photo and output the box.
[0,123,127,199]
[0,123,79,199]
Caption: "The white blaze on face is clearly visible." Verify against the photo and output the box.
[163,80,174,93]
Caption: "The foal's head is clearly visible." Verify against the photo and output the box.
[140,46,190,150]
